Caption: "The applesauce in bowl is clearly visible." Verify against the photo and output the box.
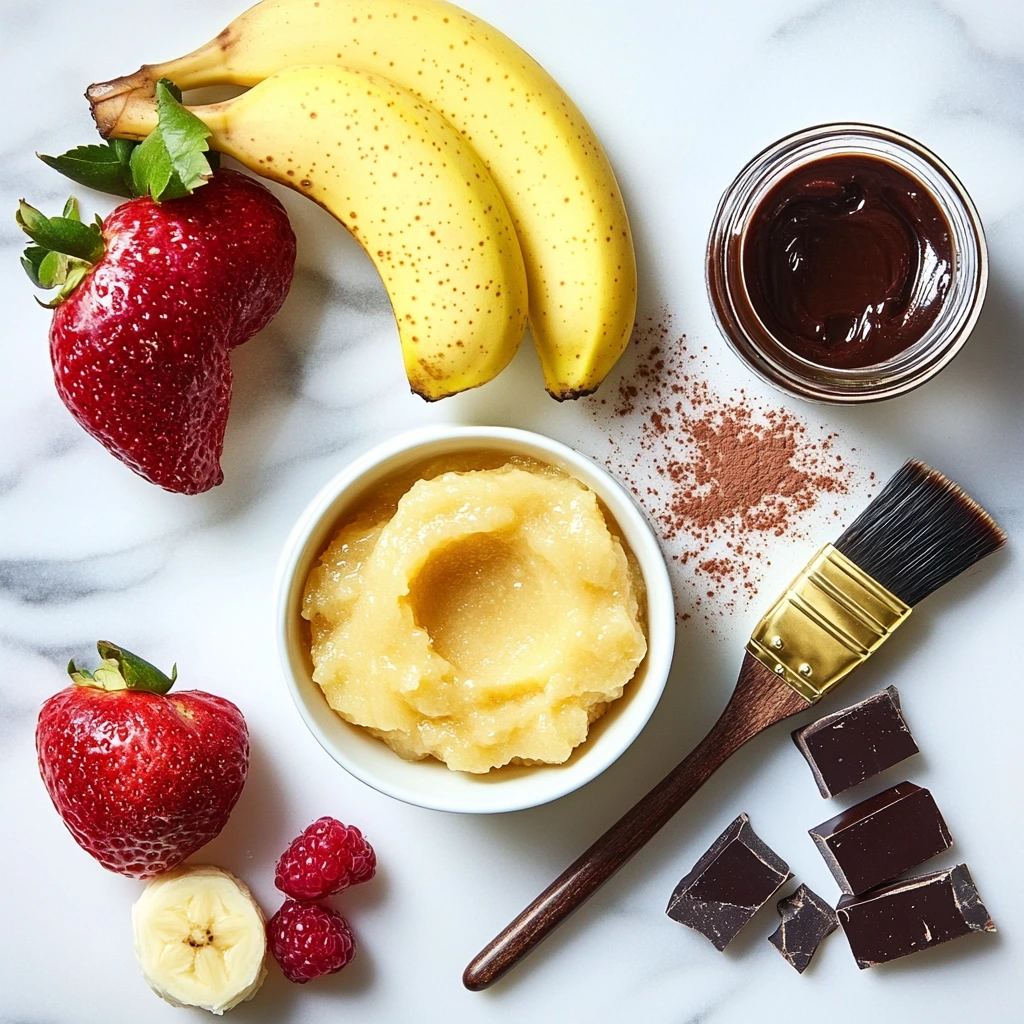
[276,426,675,813]
[302,453,647,774]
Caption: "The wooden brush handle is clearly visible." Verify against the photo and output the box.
[463,654,809,990]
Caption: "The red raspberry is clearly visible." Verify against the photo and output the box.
[275,816,376,900]
[267,900,356,983]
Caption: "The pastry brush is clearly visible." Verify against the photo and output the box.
[464,460,1005,989]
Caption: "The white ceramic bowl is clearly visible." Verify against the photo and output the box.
[275,425,675,813]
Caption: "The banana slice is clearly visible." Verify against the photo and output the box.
[132,865,267,1015]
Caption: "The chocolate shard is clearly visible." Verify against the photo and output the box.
[768,884,838,973]
[809,781,952,895]
[792,685,919,798]
[837,863,996,969]
[666,814,792,951]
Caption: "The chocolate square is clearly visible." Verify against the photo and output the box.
[837,863,995,968]
[666,814,791,951]
[792,686,919,798]
[809,781,952,895]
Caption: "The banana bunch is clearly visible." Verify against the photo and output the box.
[88,0,637,400]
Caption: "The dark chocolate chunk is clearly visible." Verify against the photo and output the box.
[837,863,996,968]
[768,884,838,973]
[666,814,792,950]
[809,781,952,895]
[792,685,919,798]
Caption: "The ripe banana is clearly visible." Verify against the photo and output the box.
[88,0,637,398]
[132,865,267,1014]
[102,65,528,400]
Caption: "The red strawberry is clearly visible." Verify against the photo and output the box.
[33,169,295,493]
[21,85,296,492]
[36,641,249,879]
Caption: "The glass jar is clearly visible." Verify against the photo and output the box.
[706,123,988,404]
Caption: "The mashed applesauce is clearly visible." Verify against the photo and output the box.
[302,457,647,773]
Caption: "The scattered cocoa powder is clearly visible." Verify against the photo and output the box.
[590,312,869,625]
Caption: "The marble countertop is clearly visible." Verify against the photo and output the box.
[2,0,1023,1021]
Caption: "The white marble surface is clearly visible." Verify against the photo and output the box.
[2,0,1023,1021]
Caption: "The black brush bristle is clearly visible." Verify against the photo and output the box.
[834,461,1006,606]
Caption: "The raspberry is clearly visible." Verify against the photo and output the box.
[275,816,376,900]
[267,900,356,983]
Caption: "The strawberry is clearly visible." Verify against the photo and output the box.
[36,642,249,879]
[18,81,295,493]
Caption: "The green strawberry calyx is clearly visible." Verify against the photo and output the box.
[68,641,178,695]
[17,197,105,308]
[41,79,218,202]
[18,79,220,306]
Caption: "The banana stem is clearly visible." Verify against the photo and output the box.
[88,40,230,138]
[88,86,229,146]
[90,88,159,140]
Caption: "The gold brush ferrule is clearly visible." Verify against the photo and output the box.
[746,544,912,703]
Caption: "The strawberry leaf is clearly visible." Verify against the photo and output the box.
[16,199,105,306]
[69,642,178,694]
[20,244,50,287]
[17,200,105,263]
[37,249,69,289]
[129,79,215,202]
[31,264,92,309]
[97,641,177,694]
[56,264,91,303]
[38,140,137,199]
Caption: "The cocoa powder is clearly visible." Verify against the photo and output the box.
[591,312,870,624]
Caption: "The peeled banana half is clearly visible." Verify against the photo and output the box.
[89,0,637,399]
[132,865,267,1015]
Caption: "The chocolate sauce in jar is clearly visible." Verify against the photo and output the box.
[743,155,953,369]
